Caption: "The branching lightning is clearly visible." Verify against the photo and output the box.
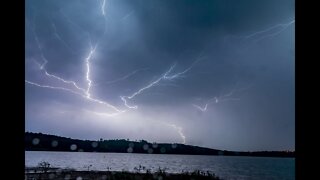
[120,55,204,109]
[94,68,149,86]
[245,20,295,42]
[28,54,124,115]
[31,31,87,95]
[120,96,138,109]
[192,97,217,112]
[164,56,203,80]
[26,3,124,116]
[26,0,199,144]
[120,64,175,109]
[192,84,251,112]
[25,80,84,97]
[192,103,209,112]
[51,22,75,54]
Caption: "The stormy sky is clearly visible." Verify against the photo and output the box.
[25,0,295,151]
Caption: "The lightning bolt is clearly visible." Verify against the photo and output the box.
[27,19,43,52]
[246,20,295,42]
[164,63,194,80]
[29,48,124,114]
[127,65,175,99]
[94,68,149,86]
[51,22,75,54]
[120,96,138,109]
[26,6,124,116]
[84,41,98,98]
[42,69,86,94]
[120,65,175,109]
[80,39,125,114]
[87,110,125,117]
[121,55,204,109]
[59,10,91,40]
[90,110,187,144]
[31,31,87,95]
[33,55,47,70]
[26,1,193,142]
[101,0,106,17]
[164,54,205,80]
[25,80,84,97]
[192,103,208,112]
[121,10,134,21]
[192,97,216,112]
[192,84,250,112]
[166,123,186,144]
[28,43,124,116]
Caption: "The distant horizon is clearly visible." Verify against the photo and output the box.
[25,131,295,152]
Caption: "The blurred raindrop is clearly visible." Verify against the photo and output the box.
[152,143,158,148]
[127,147,133,153]
[160,147,166,153]
[51,140,58,147]
[171,144,177,149]
[129,142,134,148]
[48,173,55,179]
[91,142,98,148]
[70,144,77,151]
[64,174,71,180]
[143,144,149,150]
[32,138,40,145]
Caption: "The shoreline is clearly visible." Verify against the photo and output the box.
[25,167,221,180]
[25,150,295,158]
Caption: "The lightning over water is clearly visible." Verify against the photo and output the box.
[26,0,294,151]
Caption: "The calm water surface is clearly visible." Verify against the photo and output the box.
[25,151,294,180]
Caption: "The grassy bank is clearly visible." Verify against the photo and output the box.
[25,168,221,180]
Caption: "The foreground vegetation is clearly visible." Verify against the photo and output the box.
[25,167,221,180]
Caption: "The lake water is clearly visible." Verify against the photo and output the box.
[25,151,294,180]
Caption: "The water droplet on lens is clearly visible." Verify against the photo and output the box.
[152,143,158,148]
[64,174,71,180]
[32,138,40,145]
[129,142,134,148]
[91,142,98,148]
[70,144,77,151]
[101,175,107,180]
[160,147,166,153]
[171,144,177,149]
[49,173,55,179]
[127,147,133,153]
[143,144,149,150]
[51,140,58,147]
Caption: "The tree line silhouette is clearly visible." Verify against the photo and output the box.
[25,132,294,157]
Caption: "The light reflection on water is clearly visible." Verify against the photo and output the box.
[25,151,294,180]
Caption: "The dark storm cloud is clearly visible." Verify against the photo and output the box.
[25,0,294,151]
